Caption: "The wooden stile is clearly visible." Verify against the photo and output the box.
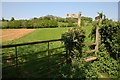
[83,56,97,62]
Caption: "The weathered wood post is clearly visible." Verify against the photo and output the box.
[47,42,51,78]
[78,12,81,27]
[95,17,102,54]
[95,26,99,54]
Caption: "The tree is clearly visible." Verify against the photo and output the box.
[10,17,15,21]
[2,17,5,21]
[95,12,104,25]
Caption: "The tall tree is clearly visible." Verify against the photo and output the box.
[10,17,15,21]
[2,17,5,21]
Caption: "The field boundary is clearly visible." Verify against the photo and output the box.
[2,38,96,78]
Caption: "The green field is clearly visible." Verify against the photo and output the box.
[3,25,94,45]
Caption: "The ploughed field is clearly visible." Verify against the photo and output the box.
[1,29,36,42]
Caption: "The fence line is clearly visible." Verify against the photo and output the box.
[2,38,97,78]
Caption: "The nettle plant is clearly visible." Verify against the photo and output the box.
[62,27,85,61]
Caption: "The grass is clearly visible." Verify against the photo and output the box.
[81,25,95,58]
[82,25,94,44]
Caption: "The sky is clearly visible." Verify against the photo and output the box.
[118,1,120,21]
[2,2,118,21]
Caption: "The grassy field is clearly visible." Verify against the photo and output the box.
[2,25,94,45]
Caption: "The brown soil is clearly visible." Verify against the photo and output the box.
[0,29,36,42]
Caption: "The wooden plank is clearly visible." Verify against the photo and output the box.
[83,43,96,46]
[98,72,108,78]
[4,56,65,77]
[3,51,65,69]
[83,49,96,54]
[83,56,97,62]
[1,39,62,48]
[31,61,67,75]
[4,46,64,60]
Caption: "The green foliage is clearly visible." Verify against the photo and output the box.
[1,15,93,29]
[81,17,93,23]
[62,27,85,60]
[81,20,85,26]
[10,17,15,21]
[22,20,33,28]
[2,17,5,21]
[43,15,58,20]
[66,18,78,23]
[58,22,68,27]
[99,21,120,60]
[67,22,77,27]
[8,20,22,28]
[88,13,119,78]
[58,51,119,78]
[1,21,8,28]
[91,52,119,78]
[57,18,66,22]
[90,13,120,60]
[1,20,58,29]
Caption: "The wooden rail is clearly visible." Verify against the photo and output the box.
[4,46,64,60]
[1,39,62,48]
[83,43,96,46]
[83,56,97,62]
[83,49,96,54]
[4,56,66,77]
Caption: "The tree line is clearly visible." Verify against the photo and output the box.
[1,15,93,29]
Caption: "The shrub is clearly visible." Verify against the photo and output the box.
[62,27,85,61]
[67,22,77,27]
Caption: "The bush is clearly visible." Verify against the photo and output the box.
[90,52,119,78]
[1,20,58,29]
[62,27,85,61]
[99,21,120,60]
[67,22,77,27]
[90,18,120,60]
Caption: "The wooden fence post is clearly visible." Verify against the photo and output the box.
[95,26,99,54]
[95,18,102,54]
[78,12,81,27]
[47,42,50,78]
[15,46,18,66]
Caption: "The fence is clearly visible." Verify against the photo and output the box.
[1,39,68,78]
[1,39,97,78]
